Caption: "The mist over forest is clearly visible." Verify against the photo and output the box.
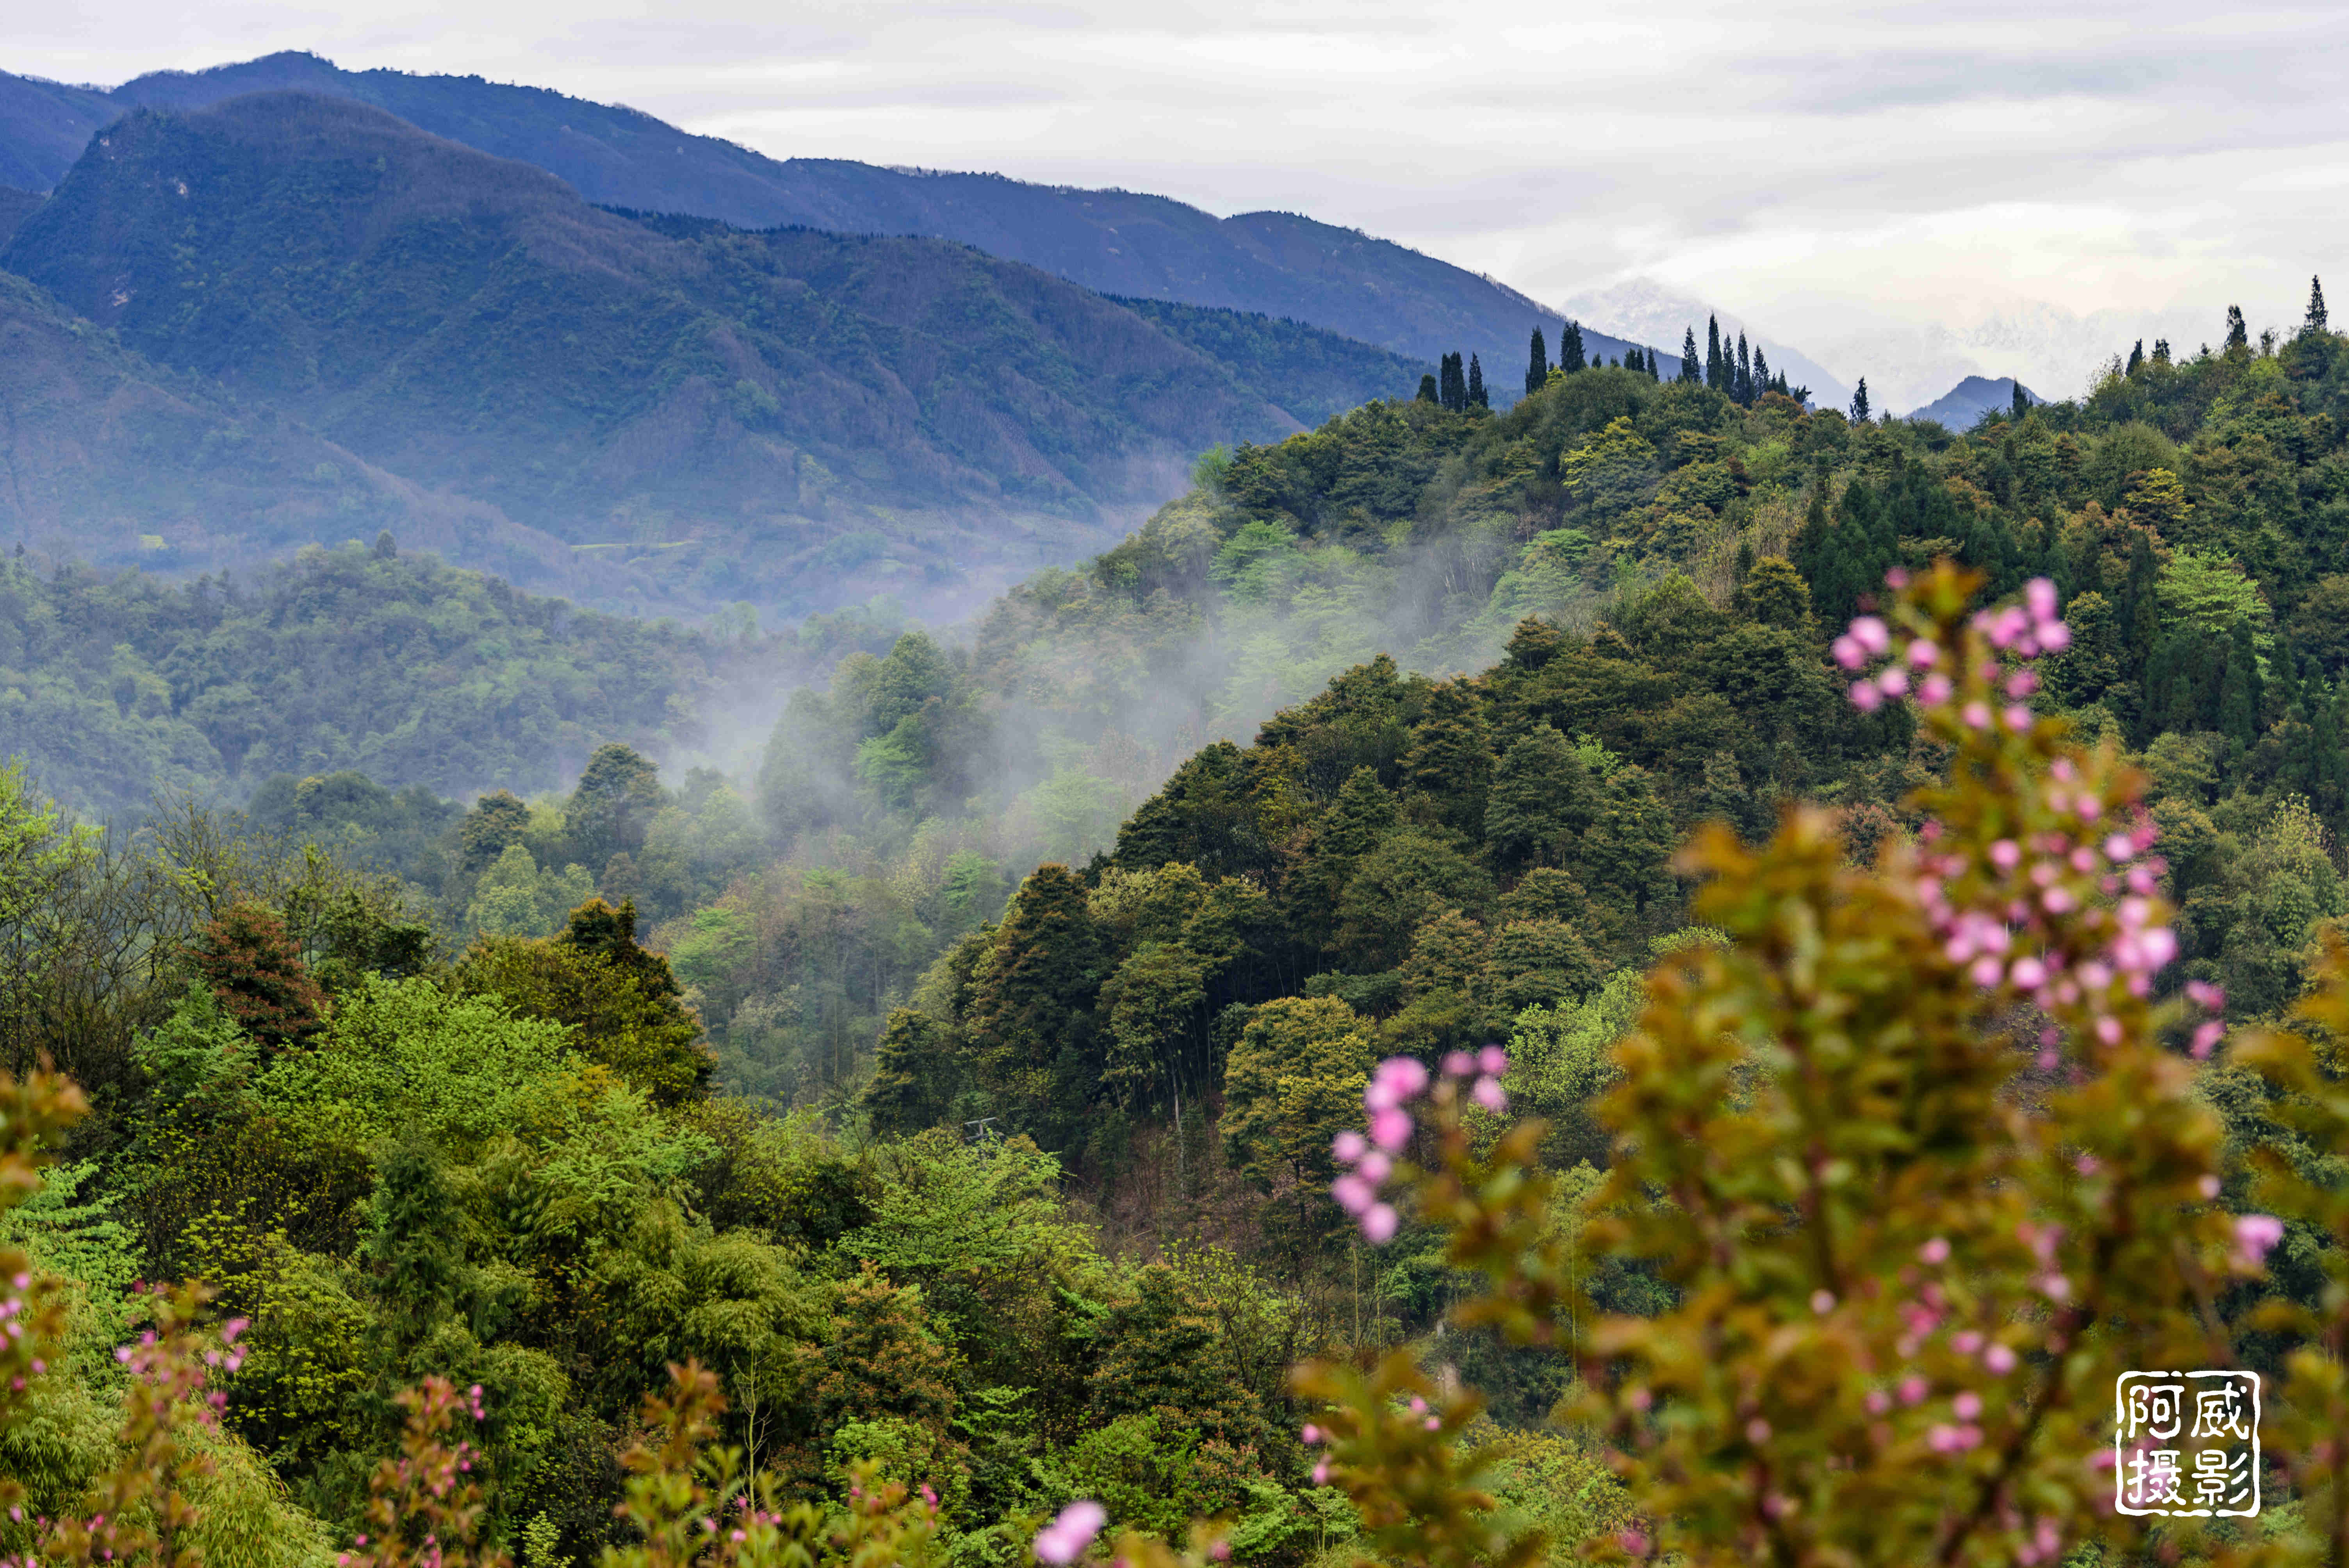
[3,39,2349,1568]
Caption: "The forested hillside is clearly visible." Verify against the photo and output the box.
[4,290,2349,1568]
[0,92,1415,615]
[0,50,1670,378]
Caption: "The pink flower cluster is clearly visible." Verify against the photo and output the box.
[1331,1049,1508,1244]
[1033,1500,1107,1564]
[2234,1213,2285,1270]
[1835,576,2070,722]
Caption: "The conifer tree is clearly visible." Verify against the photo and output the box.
[2125,340,2144,376]
[2153,337,2171,363]
[1417,372,1438,403]
[1706,316,1724,392]
[187,901,324,1055]
[1734,333,1754,404]
[2226,304,2250,353]
[2219,617,2264,747]
[1849,378,1870,423]
[1679,327,1701,383]
[1562,321,1586,373]
[1647,349,1661,381]
[1753,346,1771,394]
[2011,380,2029,419]
[1466,353,1487,409]
[1439,353,1465,412]
[1624,347,1642,374]
[1525,327,1548,395]
[2308,275,2329,333]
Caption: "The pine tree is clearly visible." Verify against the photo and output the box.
[1734,333,1754,404]
[1624,347,1643,374]
[2153,338,2171,364]
[1754,346,1772,394]
[1526,327,1549,395]
[2126,340,2144,376]
[1417,372,1438,403]
[2011,380,2030,419]
[1467,353,1488,408]
[1440,352,1465,412]
[2218,618,2264,748]
[187,902,325,1055]
[1706,316,1725,392]
[1679,328,1702,383]
[1562,321,1587,373]
[2225,305,2249,353]
[1849,378,1870,423]
[1648,350,1662,382]
[2308,276,2329,334]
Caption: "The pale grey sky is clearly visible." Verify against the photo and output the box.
[15,0,2345,403]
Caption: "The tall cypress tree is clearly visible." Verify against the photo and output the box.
[1466,353,1488,409]
[2218,618,2263,747]
[2126,340,2144,376]
[1624,347,1643,374]
[1754,346,1772,395]
[1440,353,1465,411]
[2225,305,2250,353]
[2011,380,2030,419]
[2308,276,2329,334]
[1562,321,1587,373]
[1706,316,1725,392]
[1679,328,1702,383]
[1526,327,1549,394]
[1417,372,1439,404]
[1647,349,1662,382]
[1849,379,1870,423]
[1734,333,1754,404]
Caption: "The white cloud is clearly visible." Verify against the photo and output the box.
[13,0,2343,405]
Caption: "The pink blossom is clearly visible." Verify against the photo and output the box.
[1331,1175,1374,1215]
[1368,1107,1412,1151]
[1479,1044,1508,1074]
[1471,1076,1508,1113]
[1301,1424,1322,1445]
[1360,1203,1399,1244]
[1920,674,1954,706]
[1355,1151,1390,1183]
[1311,1461,1330,1486]
[1918,1237,1950,1265]
[2191,1021,2224,1059]
[1424,1415,1441,1431]
[1989,839,2022,872]
[1442,1050,1474,1077]
[1331,1130,1367,1164]
[1618,1530,1649,1557]
[1952,1331,1983,1354]
[1810,1289,1835,1315]
[2006,669,2039,698]
[2036,621,2072,653]
[1927,1423,1966,1454]
[2010,957,2047,989]
[1865,1389,1891,1415]
[1034,1501,1108,1564]
[1963,701,1993,730]
[1746,1417,1772,1443]
[2025,578,2058,622]
[2235,1214,2285,1267]
[1850,615,1890,654]
[1899,1375,1930,1406]
[1374,1057,1429,1099]
[1908,640,1941,667]
[1832,635,1866,670]
[2186,980,2225,1011]
[1850,680,1884,712]
[2005,705,2035,732]
[1985,1343,2018,1374]
[1953,1391,1982,1420]
[1970,955,2005,988]
[1877,666,1910,697]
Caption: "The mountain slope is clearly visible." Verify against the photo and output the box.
[0,52,1644,383]
[0,265,674,602]
[1559,278,1851,410]
[2,92,1413,615]
[1905,374,2038,427]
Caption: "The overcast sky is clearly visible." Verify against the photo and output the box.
[16,0,2345,403]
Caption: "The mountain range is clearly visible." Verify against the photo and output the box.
[0,52,1670,376]
[0,92,1437,616]
[1905,375,2039,430]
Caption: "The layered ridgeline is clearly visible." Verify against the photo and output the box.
[0,50,1669,378]
[20,296,2340,1111]
[0,92,1416,614]
[0,537,909,823]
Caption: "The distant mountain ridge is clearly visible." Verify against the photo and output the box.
[0,92,1419,616]
[0,51,1665,384]
[1905,375,2038,428]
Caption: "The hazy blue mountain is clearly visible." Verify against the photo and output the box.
[0,184,41,246]
[1,93,1420,618]
[0,52,1641,385]
[1905,374,2038,427]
